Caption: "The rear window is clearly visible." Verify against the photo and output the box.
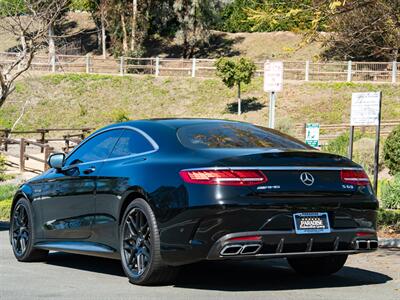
[177,123,309,150]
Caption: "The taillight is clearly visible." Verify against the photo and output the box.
[340,169,370,186]
[179,169,267,186]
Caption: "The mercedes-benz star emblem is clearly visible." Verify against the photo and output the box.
[300,172,314,186]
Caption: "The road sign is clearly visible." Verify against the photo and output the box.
[305,123,320,147]
[264,61,283,92]
[350,92,381,126]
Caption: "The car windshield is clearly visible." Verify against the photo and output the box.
[177,123,309,150]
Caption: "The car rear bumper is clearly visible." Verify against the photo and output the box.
[206,229,378,260]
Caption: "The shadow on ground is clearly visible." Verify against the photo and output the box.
[0,222,9,231]
[226,97,266,114]
[43,252,392,292]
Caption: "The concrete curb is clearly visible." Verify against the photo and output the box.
[379,238,400,248]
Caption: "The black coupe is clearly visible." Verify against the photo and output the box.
[10,119,378,285]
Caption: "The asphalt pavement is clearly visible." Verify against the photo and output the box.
[0,223,399,300]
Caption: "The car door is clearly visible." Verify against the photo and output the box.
[40,129,123,240]
[93,128,157,249]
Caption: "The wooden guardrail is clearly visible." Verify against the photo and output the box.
[0,127,93,172]
[294,120,400,144]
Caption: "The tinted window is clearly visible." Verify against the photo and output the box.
[177,123,309,150]
[65,129,123,166]
[109,129,154,158]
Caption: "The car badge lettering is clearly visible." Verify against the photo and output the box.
[300,172,314,186]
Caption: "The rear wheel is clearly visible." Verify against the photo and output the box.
[288,254,348,276]
[120,198,179,285]
[10,198,48,262]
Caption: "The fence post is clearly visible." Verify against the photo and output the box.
[44,146,52,171]
[120,56,125,76]
[4,129,10,152]
[155,57,160,76]
[305,60,310,81]
[347,60,352,82]
[19,138,25,172]
[51,53,56,73]
[392,61,397,83]
[192,58,196,78]
[86,54,91,73]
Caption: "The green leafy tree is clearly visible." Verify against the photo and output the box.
[215,57,256,115]
[384,124,400,175]
[174,0,217,58]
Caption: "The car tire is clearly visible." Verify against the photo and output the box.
[120,198,179,285]
[10,197,48,262]
[288,254,348,276]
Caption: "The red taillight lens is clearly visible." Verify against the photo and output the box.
[340,170,370,186]
[228,235,262,242]
[179,169,267,186]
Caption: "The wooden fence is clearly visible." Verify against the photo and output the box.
[0,128,92,172]
[293,120,399,144]
[0,52,399,83]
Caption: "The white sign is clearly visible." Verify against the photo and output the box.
[350,92,381,126]
[305,123,320,147]
[264,61,283,92]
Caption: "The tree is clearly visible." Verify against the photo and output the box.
[215,57,256,115]
[322,0,400,61]
[0,0,69,108]
[246,0,399,61]
[384,124,400,175]
[174,0,217,58]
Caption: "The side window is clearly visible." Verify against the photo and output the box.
[109,129,154,158]
[65,129,123,166]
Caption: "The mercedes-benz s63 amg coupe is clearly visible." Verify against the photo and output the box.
[10,119,378,285]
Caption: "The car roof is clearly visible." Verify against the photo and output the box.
[116,118,248,129]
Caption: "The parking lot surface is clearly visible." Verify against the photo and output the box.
[0,224,399,300]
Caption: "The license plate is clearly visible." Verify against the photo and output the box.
[293,212,331,234]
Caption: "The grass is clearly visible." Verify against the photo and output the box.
[0,184,17,220]
[1,74,400,134]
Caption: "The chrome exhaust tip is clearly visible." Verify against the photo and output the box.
[355,239,378,250]
[220,244,242,256]
[240,244,262,255]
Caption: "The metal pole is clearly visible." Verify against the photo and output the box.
[348,126,354,159]
[373,91,382,195]
[268,92,276,128]
[305,60,310,81]
[155,57,160,77]
[192,58,196,78]
[347,60,352,82]
[392,61,397,84]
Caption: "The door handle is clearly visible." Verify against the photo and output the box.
[83,167,96,174]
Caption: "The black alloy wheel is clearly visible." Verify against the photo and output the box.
[10,198,48,262]
[120,199,178,285]
[122,208,152,276]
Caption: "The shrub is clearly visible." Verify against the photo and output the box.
[109,109,130,123]
[383,124,400,175]
[0,199,12,220]
[377,209,400,232]
[322,131,362,157]
[380,174,400,210]
[353,137,383,176]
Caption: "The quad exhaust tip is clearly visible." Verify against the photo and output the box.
[220,243,262,256]
[355,240,378,250]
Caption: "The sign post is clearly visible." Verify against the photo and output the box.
[350,91,382,194]
[264,61,283,128]
[305,123,320,148]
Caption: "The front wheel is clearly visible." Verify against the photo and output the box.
[10,198,48,262]
[120,199,179,285]
[288,254,348,276]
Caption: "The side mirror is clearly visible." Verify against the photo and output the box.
[47,153,65,169]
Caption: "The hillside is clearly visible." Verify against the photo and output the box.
[0,12,323,60]
[1,74,399,134]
